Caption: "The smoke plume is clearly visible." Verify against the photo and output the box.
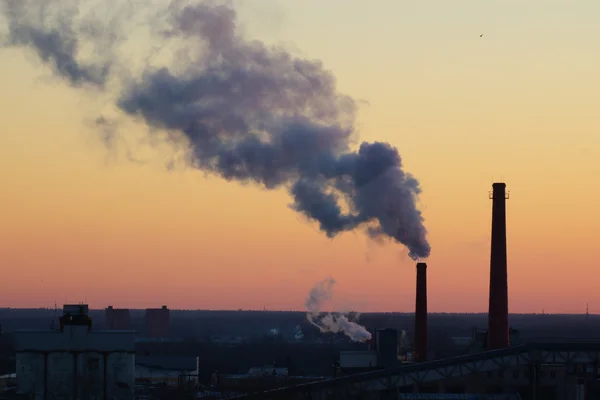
[305,277,371,342]
[294,325,304,341]
[0,0,430,259]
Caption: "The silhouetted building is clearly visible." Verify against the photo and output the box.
[144,306,170,339]
[375,329,398,368]
[15,304,136,400]
[105,306,131,330]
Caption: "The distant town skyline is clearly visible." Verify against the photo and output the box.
[1,0,599,313]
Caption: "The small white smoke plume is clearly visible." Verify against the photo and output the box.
[399,329,408,346]
[269,328,279,336]
[294,325,304,341]
[304,277,372,342]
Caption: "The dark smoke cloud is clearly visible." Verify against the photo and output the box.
[0,0,112,86]
[0,0,431,259]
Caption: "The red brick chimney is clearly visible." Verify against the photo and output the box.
[487,182,510,349]
[414,262,428,362]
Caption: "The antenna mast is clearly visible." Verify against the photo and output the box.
[586,303,589,321]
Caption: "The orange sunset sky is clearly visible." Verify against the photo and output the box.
[0,0,599,313]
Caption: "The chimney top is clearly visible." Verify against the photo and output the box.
[416,262,427,268]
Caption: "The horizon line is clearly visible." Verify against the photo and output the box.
[0,307,596,316]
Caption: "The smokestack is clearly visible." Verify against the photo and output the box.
[487,182,509,349]
[414,262,428,362]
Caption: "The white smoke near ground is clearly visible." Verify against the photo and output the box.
[293,325,304,341]
[304,277,371,342]
[400,329,408,346]
[268,328,279,336]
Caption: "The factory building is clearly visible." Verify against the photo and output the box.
[105,306,131,330]
[338,328,402,375]
[144,306,170,339]
[337,261,430,375]
[15,304,137,400]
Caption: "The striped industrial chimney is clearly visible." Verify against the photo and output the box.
[487,182,509,349]
[413,262,428,362]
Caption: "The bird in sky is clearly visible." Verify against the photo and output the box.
[480,34,484,37]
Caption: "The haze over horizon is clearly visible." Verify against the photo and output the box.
[1,0,599,314]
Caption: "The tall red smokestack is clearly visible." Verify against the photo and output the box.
[414,262,428,362]
[487,182,509,349]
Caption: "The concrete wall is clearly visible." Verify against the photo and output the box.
[16,352,44,400]
[15,326,136,352]
[17,351,135,400]
[15,327,136,400]
[136,365,187,387]
[78,352,104,400]
[339,350,378,369]
[47,352,74,399]
[106,352,135,400]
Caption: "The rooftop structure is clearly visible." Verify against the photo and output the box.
[15,304,137,400]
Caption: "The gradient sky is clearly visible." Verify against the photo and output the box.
[1,0,599,313]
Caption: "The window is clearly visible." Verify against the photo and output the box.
[550,371,556,379]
